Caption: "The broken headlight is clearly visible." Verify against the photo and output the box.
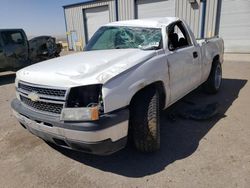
[61,84,103,121]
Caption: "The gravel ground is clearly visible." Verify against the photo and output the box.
[0,54,249,188]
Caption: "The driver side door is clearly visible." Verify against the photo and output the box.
[166,21,201,104]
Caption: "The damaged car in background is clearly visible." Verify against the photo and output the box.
[0,29,62,72]
[29,36,62,63]
[11,17,224,155]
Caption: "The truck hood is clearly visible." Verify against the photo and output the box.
[16,49,156,87]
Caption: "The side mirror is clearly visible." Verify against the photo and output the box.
[168,43,176,51]
[16,39,24,45]
[0,48,3,53]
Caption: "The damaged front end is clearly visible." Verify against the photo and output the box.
[61,84,104,121]
[12,81,129,155]
[29,36,62,63]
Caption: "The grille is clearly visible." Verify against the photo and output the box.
[20,95,63,114]
[18,82,66,98]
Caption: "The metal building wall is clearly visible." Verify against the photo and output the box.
[117,0,176,21]
[117,0,202,37]
[117,0,135,20]
[64,0,219,48]
[175,0,201,38]
[64,0,116,47]
[175,0,218,38]
[219,0,250,53]
[204,0,218,37]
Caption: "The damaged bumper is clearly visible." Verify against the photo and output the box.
[11,99,129,155]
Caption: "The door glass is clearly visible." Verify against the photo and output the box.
[11,32,24,44]
[2,31,25,45]
[168,22,191,51]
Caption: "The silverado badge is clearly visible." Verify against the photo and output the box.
[28,92,40,102]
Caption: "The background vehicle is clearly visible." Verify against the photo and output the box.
[11,17,224,155]
[0,29,62,72]
[0,29,29,72]
[29,36,62,63]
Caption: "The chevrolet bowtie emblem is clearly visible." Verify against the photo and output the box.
[28,92,40,102]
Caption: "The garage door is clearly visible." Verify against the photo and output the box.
[84,6,110,42]
[136,0,175,19]
[219,0,250,53]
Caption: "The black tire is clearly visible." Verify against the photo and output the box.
[203,61,222,94]
[129,87,160,152]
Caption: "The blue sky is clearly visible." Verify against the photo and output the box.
[0,0,85,38]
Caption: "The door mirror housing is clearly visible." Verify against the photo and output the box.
[16,39,24,45]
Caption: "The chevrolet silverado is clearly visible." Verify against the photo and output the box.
[11,17,224,155]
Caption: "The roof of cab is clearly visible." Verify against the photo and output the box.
[105,17,180,28]
[0,29,24,32]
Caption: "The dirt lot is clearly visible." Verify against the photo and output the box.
[0,54,249,188]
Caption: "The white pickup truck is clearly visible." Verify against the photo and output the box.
[11,17,224,155]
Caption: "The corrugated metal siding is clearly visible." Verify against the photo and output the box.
[175,0,201,38]
[204,0,218,37]
[64,0,116,46]
[64,0,220,48]
[117,0,135,20]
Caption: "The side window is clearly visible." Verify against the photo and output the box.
[11,32,24,44]
[167,21,192,51]
[1,31,25,45]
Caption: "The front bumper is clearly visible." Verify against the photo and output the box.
[11,99,129,155]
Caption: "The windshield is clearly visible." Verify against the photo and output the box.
[85,26,162,51]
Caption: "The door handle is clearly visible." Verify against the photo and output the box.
[193,51,198,58]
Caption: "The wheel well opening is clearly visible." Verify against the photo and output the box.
[128,81,165,144]
[213,55,220,63]
[129,81,166,110]
[211,55,220,69]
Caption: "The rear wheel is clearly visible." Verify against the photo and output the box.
[129,87,160,152]
[203,61,222,94]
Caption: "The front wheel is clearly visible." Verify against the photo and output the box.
[203,61,222,94]
[129,87,160,152]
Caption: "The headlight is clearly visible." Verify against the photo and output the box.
[61,84,103,121]
[61,106,99,121]
[66,84,102,108]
